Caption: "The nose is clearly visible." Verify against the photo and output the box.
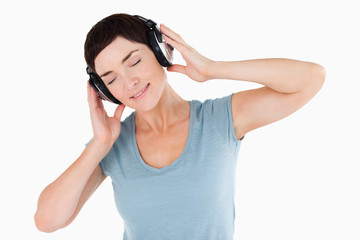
[122,72,139,91]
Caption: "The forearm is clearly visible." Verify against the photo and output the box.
[209,58,325,93]
[35,140,111,232]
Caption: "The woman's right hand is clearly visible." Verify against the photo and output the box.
[87,81,126,146]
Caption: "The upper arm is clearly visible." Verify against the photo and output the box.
[231,80,324,139]
[62,164,107,228]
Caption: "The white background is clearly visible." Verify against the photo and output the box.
[0,0,359,239]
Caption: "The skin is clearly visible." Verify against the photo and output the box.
[34,23,326,233]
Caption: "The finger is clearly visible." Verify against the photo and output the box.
[167,64,187,75]
[88,81,103,111]
[163,34,187,54]
[87,81,95,109]
[96,92,105,109]
[160,24,188,47]
[87,80,90,100]
[87,80,91,100]
[88,82,98,106]
[113,104,126,121]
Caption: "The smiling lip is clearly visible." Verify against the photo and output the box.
[131,83,150,99]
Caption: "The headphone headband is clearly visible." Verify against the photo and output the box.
[133,15,156,29]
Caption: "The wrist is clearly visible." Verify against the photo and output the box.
[207,61,226,80]
[84,139,113,165]
[89,138,113,154]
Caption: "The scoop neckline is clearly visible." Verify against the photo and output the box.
[131,100,194,173]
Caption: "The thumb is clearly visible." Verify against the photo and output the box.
[113,104,126,121]
[167,64,186,75]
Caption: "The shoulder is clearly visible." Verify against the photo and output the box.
[191,94,232,113]
[190,94,242,144]
[118,111,134,135]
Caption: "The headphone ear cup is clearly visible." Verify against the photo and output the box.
[87,67,122,105]
[147,28,173,67]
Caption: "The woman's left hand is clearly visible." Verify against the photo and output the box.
[160,24,216,83]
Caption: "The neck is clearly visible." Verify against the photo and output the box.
[134,82,189,134]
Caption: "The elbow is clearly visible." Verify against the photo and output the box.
[34,187,75,233]
[308,63,326,90]
[316,64,326,83]
[34,211,59,233]
[315,63,326,81]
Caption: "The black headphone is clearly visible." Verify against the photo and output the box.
[86,15,174,105]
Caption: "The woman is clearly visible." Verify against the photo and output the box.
[34,13,326,239]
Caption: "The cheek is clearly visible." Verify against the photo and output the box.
[111,87,127,102]
[143,61,165,83]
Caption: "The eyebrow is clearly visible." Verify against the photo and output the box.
[99,49,139,78]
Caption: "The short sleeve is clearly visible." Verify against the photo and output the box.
[203,93,245,146]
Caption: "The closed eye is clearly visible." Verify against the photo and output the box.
[107,59,141,85]
[107,78,115,85]
[132,59,141,66]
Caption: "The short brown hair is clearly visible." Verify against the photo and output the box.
[84,13,150,73]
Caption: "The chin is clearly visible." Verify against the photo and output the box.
[134,98,160,112]
[124,94,160,112]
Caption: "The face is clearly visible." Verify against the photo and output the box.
[94,36,167,111]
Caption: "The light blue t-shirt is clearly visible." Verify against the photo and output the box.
[87,94,245,240]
